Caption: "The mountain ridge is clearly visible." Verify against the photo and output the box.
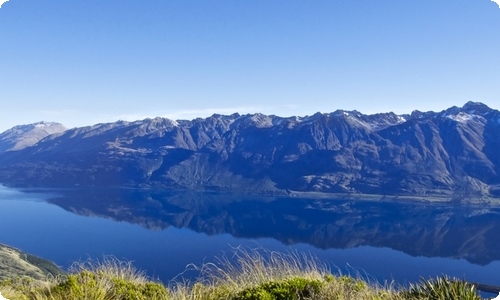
[0,102,499,199]
[0,121,66,152]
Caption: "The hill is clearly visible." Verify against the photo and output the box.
[0,243,62,281]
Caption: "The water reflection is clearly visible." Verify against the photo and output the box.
[46,188,500,266]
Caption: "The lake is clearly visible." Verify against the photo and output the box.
[1,185,499,291]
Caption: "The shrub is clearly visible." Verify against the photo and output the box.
[233,277,323,300]
[37,257,170,300]
[1,250,487,300]
[401,276,481,300]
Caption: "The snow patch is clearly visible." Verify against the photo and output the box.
[249,114,273,128]
[144,117,178,127]
[446,112,474,123]
[0,291,9,300]
[364,114,406,131]
[34,121,58,128]
[344,114,372,129]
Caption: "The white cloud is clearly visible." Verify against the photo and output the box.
[0,0,9,8]
[492,0,500,8]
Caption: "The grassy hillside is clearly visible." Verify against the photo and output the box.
[0,244,62,282]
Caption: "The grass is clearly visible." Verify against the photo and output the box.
[0,244,62,282]
[0,249,485,300]
[401,276,481,300]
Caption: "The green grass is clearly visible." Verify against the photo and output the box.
[401,276,481,300]
[0,249,484,300]
[0,244,62,282]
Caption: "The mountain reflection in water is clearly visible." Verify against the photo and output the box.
[46,188,500,266]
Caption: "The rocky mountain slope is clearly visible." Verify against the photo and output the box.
[0,122,66,152]
[0,102,499,198]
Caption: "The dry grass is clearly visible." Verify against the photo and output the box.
[0,249,484,300]
[168,247,405,300]
[1,256,168,300]
[0,244,60,282]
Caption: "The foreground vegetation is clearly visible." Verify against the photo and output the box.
[0,249,485,300]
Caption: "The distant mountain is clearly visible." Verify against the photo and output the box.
[0,102,499,199]
[0,121,66,152]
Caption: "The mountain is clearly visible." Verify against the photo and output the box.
[0,102,499,199]
[0,121,66,152]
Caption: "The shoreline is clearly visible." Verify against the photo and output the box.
[4,182,500,206]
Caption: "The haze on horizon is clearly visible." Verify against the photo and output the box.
[0,0,499,131]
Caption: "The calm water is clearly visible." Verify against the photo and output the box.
[1,185,500,290]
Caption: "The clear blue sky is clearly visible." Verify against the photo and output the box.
[1,0,499,131]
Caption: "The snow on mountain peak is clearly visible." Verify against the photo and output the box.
[445,112,486,124]
[0,121,67,152]
[33,121,59,128]
[238,113,274,128]
[447,112,473,123]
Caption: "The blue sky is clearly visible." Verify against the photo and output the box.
[1,0,499,131]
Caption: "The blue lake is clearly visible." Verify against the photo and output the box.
[1,185,499,291]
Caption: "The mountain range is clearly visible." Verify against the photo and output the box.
[1,101,499,199]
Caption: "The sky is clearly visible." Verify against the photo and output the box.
[0,0,499,131]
